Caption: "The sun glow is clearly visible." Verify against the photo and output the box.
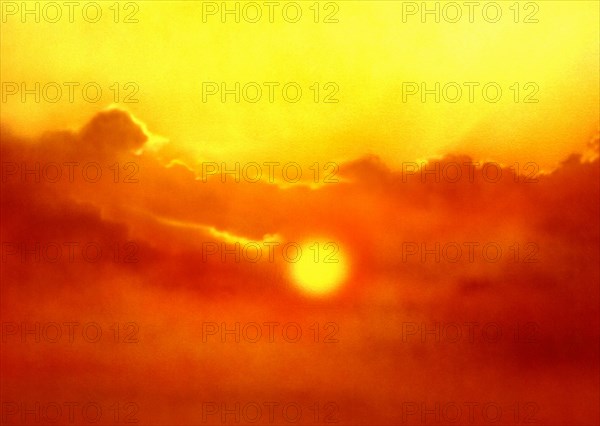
[291,240,349,297]
[1,2,597,170]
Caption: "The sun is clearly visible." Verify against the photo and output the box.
[291,239,349,297]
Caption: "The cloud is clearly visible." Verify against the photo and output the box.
[1,109,598,425]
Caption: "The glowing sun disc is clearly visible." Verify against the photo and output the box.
[291,239,349,296]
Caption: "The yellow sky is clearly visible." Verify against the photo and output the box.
[1,1,598,169]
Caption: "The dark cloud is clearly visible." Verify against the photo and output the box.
[1,110,598,425]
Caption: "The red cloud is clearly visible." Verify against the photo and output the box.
[1,110,598,425]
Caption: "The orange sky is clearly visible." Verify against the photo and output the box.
[1,1,599,425]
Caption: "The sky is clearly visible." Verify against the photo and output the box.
[1,1,599,168]
[1,1,599,425]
